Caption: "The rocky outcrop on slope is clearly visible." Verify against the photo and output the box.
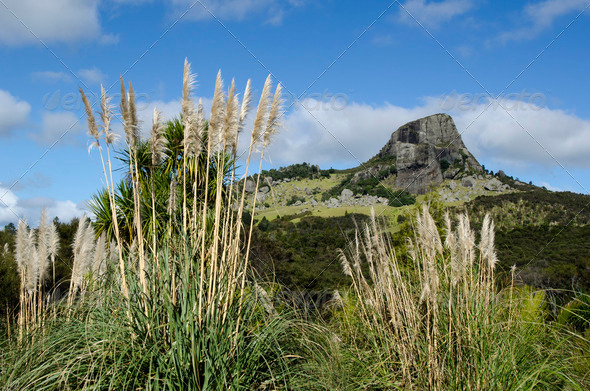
[377,113,483,194]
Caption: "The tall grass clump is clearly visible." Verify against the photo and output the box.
[2,60,302,390]
[13,208,61,336]
[306,206,585,390]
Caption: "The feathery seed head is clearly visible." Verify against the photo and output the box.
[127,82,139,145]
[25,229,38,293]
[208,70,226,149]
[99,85,117,145]
[222,79,238,151]
[16,219,28,273]
[252,75,272,145]
[182,59,198,156]
[150,108,167,166]
[80,88,99,150]
[37,208,50,283]
[263,83,283,148]
[119,76,129,123]
[239,79,252,126]
[48,222,59,259]
[193,98,204,157]
[92,233,107,278]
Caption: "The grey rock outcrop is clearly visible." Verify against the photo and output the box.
[340,189,354,201]
[256,192,267,203]
[245,180,256,193]
[378,114,482,194]
[462,176,476,188]
[484,178,504,191]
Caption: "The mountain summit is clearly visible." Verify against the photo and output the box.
[377,113,482,194]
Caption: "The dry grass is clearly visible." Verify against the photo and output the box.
[331,206,582,390]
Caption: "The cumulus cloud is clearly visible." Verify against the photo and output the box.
[78,67,107,85]
[29,112,84,146]
[259,95,590,178]
[99,33,120,45]
[31,71,72,84]
[497,0,589,43]
[0,187,86,226]
[398,0,474,28]
[0,0,103,46]
[168,0,299,24]
[0,90,30,137]
[451,100,590,170]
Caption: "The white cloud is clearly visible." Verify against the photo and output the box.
[78,67,107,85]
[497,0,589,43]
[168,0,297,24]
[539,182,563,192]
[451,100,590,170]
[259,95,590,177]
[31,71,72,83]
[0,187,19,226]
[398,0,474,28]
[0,90,30,137]
[29,112,84,146]
[99,33,120,45]
[0,0,103,46]
[0,187,86,226]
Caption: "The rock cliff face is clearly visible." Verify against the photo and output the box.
[378,113,482,194]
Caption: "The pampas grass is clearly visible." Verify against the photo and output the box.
[3,61,309,391]
[327,207,582,390]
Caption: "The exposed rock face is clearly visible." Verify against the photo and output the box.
[245,180,256,193]
[378,114,482,194]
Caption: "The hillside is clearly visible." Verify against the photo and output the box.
[242,114,534,223]
[243,114,589,295]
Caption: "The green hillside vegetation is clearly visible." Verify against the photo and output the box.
[461,189,590,294]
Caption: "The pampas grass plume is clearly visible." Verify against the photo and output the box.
[209,70,226,148]
[80,88,99,149]
[252,75,272,144]
[151,108,167,166]
[263,83,283,148]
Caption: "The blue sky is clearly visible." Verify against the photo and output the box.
[1,0,590,225]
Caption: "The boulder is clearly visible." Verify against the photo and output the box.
[259,186,270,194]
[462,176,476,188]
[256,192,267,203]
[340,188,354,201]
[484,178,504,191]
[326,198,341,208]
[245,180,256,193]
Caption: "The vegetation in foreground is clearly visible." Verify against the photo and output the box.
[0,62,588,390]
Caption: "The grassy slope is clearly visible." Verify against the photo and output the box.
[248,171,590,294]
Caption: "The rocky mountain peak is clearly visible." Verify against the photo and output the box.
[378,113,482,194]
